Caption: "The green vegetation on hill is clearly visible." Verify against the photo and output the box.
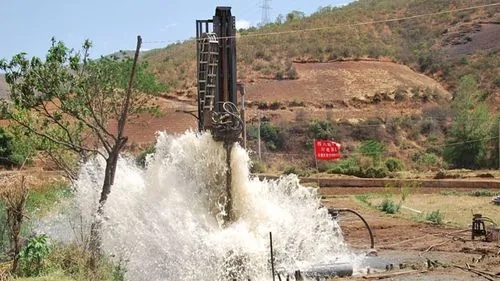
[144,0,500,101]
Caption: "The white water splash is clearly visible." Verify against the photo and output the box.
[48,131,357,280]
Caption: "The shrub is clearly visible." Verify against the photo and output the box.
[283,166,299,175]
[426,210,444,224]
[282,166,310,177]
[412,152,443,170]
[0,126,37,167]
[379,199,400,214]
[270,101,282,110]
[275,70,284,80]
[359,140,385,166]
[358,166,388,178]
[420,118,439,136]
[250,160,266,173]
[327,158,388,178]
[286,66,298,79]
[385,157,404,172]
[327,157,358,175]
[308,119,336,140]
[246,125,259,141]
[494,77,500,87]
[350,118,384,141]
[260,123,286,151]
[289,99,305,107]
[19,234,51,277]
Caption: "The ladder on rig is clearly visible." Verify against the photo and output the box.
[198,33,219,129]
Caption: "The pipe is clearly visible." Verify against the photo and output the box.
[329,208,375,249]
[270,232,275,281]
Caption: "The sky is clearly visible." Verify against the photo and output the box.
[0,0,354,61]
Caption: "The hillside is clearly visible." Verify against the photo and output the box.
[130,0,500,172]
[1,0,499,173]
[142,0,499,108]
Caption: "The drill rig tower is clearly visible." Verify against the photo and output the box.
[196,7,242,142]
[196,7,243,224]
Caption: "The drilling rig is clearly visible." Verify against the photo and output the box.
[196,7,243,225]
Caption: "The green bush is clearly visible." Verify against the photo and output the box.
[19,234,51,277]
[327,158,388,178]
[358,166,388,178]
[378,199,400,214]
[326,157,358,174]
[308,119,336,140]
[260,123,285,151]
[412,152,443,169]
[385,157,404,172]
[0,126,37,167]
[359,140,385,166]
[426,210,444,224]
[246,125,259,141]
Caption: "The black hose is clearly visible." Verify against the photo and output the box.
[329,208,375,249]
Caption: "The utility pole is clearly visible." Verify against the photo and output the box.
[258,116,262,161]
[238,83,246,149]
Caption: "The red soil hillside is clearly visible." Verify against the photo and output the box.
[122,60,451,148]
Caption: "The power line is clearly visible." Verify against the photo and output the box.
[260,0,272,25]
[143,2,500,45]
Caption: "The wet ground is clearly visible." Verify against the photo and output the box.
[319,188,500,281]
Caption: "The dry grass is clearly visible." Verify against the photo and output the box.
[366,193,500,227]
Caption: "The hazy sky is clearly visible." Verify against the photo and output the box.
[1,0,354,60]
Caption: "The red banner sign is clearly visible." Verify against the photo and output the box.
[314,139,342,160]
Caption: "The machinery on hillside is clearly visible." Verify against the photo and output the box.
[196,7,243,224]
[196,7,243,142]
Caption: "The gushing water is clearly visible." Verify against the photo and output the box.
[47,131,357,280]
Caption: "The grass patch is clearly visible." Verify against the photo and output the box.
[440,190,460,196]
[468,189,500,197]
[26,181,72,216]
[12,243,126,281]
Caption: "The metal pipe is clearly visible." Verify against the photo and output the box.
[270,232,275,281]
